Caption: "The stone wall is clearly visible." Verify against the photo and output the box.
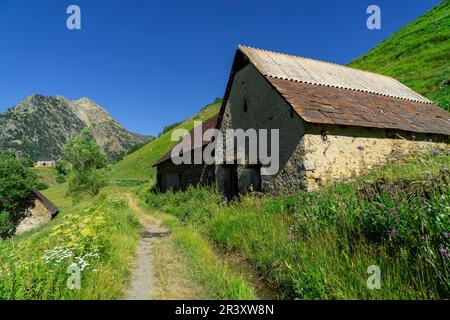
[302,124,449,191]
[216,63,307,195]
[216,63,449,195]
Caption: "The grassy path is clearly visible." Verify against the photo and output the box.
[124,193,210,300]
[123,193,168,300]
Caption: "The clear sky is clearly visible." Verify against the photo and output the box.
[0,0,442,136]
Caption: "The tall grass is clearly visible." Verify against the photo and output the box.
[141,204,257,300]
[0,192,140,300]
[140,152,450,299]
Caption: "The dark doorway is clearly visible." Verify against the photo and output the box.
[222,165,239,200]
[240,165,261,194]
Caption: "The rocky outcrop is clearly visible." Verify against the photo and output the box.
[0,95,148,161]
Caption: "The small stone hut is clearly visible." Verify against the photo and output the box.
[154,115,219,192]
[15,190,59,236]
[34,157,56,168]
[215,46,450,196]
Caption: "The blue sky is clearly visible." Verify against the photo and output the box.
[0,0,442,135]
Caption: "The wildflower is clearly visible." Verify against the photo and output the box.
[439,248,448,256]
[443,232,450,238]
[430,150,440,155]
[389,229,397,237]
[389,207,395,211]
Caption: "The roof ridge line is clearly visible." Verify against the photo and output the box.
[265,74,434,104]
[238,45,402,83]
[238,45,433,103]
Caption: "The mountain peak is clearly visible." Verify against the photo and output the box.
[0,95,145,161]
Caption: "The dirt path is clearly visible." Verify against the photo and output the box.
[123,193,169,300]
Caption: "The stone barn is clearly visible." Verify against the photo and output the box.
[154,115,219,192]
[215,45,450,196]
[15,190,59,236]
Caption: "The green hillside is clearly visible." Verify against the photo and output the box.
[349,1,450,110]
[109,101,221,184]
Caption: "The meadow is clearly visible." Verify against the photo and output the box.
[0,189,140,299]
[140,151,450,299]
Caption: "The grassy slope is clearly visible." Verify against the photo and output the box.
[0,189,140,299]
[109,102,221,184]
[0,100,239,300]
[349,1,450,110]
[141,152,450,299]
[31,167,58,187]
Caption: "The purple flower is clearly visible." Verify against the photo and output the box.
[389,213,395,217]
[389,229,397,237]
[443,232,450,238]
[430,150,440,155]
[439,247,448,256]
[389,207,395,211]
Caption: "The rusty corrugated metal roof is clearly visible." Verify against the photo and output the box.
[239,45,432,104]
[31,190,59,218]
[216,45,450,136]
[267,78,450,135]
[154,114,219,166]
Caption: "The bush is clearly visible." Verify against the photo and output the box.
[35,182,49,191]
[63,128,108,199]
[67,169,108,199]
[0,153,37,237]
[55,174,66,184]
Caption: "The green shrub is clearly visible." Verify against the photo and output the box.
[0,153,37,237]
[63,128,108,199]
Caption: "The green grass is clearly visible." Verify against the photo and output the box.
[0,190,140,300]
[31,167,59,187]
[109,101,221,184]
[140,152,450,299]
[349,1,450,110]
[144,208,257,300]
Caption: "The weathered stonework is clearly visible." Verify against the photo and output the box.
[215,61,449,196]
[216,63,306,196]
[302,124,449,191]
[156,148,215,192]
[15,199,53,236]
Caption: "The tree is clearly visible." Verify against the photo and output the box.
[0,153,37,236]
[63,128,108,198]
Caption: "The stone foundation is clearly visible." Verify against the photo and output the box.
[302,124,449,191]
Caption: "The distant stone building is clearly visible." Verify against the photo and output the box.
[15,190,59,236]
[34,157,56,168]
[155,46,450,197]
[154,115,218,192]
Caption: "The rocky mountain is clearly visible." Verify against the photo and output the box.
[0,94,149,161]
